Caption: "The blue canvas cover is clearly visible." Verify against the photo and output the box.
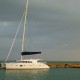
[21,51,41,55]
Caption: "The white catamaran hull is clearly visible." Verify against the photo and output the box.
[5,63,49,69]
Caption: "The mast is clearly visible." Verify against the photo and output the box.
[21,0,28,60]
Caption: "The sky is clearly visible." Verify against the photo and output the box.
[0,0,80,61]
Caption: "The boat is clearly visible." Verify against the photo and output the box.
[5,0,49,69]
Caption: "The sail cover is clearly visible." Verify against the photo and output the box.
[21,51,41,55]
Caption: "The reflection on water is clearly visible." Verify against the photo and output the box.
[4,69,49,80]
[2,68,80,80]
[5,69,49,74]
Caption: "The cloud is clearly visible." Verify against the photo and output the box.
[0,0,25,22]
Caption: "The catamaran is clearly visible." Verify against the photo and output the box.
[5,0,49,69]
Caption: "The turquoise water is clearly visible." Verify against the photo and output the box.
[1,68,80,80]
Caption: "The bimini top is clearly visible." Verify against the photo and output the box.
[21,51,41,55]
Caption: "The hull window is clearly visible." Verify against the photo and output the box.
[20,65,23,67]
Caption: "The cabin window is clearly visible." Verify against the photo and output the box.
[30,61,32,63]
[28,61,29,63]
[22,61,26,63]
[26,61,32,63]
[20,61,32,63]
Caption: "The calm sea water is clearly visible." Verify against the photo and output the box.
[0,68,80,80]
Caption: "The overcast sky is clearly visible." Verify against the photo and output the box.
[0,0,80,61]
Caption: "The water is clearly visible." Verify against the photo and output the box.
[0,68,80,80]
